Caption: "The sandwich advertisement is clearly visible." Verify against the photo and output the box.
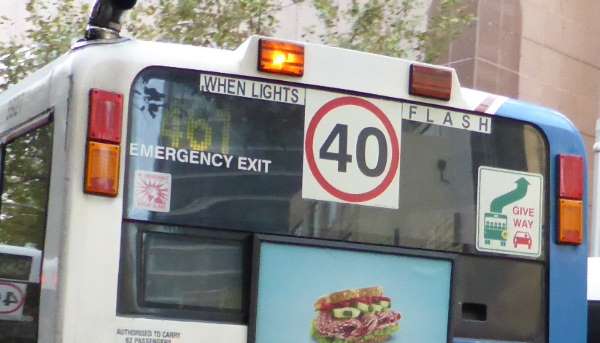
[252,241,452,343]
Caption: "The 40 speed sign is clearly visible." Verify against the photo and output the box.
[302,90,402,209]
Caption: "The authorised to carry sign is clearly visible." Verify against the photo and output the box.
[302,90,402,209]
[476,166,543,257]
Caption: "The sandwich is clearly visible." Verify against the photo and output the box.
[311,286,402,343]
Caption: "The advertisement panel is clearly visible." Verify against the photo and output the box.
[251,240,452,343]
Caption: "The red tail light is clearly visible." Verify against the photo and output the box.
[559,155,584,199]
[88,89,123,143]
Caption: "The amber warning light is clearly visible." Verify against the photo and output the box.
[258,39,304,77]
[85,142,120,196]
[409,64,452,101]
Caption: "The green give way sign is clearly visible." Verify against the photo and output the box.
[476,166,544,258]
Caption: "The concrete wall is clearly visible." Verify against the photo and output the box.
[441,0,598,205]
[441,0,521,98]
[519,0,600,168]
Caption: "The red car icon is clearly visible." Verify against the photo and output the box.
[513,231,532,249]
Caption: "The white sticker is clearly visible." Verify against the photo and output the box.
[134,170,172,212]
[116,327,182,343]
[476,167,543,257]
[199,74,305,105]
[302,90,402,209]
[0,282,26,320]
[402,103,492,134]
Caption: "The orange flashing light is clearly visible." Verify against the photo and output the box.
[258,39,304,77]
[409,64,452,101]
[558,198,583,245]
[85,141,120,197]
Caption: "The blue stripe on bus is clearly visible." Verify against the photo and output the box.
[496,99,588,343]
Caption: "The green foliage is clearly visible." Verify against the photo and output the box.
[0,0,80,247]
[0,0,90,91]
[306,0,475,63]
[0,124,53,247]
[0,0,474,90]
[419,0,476,62]
[126,0,283,49]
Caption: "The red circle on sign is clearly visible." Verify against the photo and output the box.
[305,96,400,202]
[0,281,25,314]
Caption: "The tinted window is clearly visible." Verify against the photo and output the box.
[125,68,548,256]
[143,232,245,310]
[0,124,53,249]
[590,301,600,342]
[118,222,249,323]
[0,121,53,342]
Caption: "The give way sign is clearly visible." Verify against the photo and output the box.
[302,90,402,209]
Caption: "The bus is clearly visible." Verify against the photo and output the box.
[0,0,588,342]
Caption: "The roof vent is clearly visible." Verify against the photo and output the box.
[85,0,137,40]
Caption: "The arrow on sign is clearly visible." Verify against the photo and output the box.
[490,177,530,213]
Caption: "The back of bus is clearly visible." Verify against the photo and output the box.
[0,35,588,343]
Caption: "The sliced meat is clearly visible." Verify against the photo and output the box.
[374,310,401,329]
[315,312,363,339]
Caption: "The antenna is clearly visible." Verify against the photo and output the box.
[85,0,137,40]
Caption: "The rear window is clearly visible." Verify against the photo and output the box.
[124,67,548,256]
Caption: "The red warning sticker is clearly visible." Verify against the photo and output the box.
[134,170,172,212]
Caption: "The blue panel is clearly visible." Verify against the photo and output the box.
[496,99,588,343]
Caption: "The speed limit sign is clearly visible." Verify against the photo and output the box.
[0,281,26,319]
[302,90,402,208]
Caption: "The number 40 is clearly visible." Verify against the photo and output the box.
[319,124,388,177]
